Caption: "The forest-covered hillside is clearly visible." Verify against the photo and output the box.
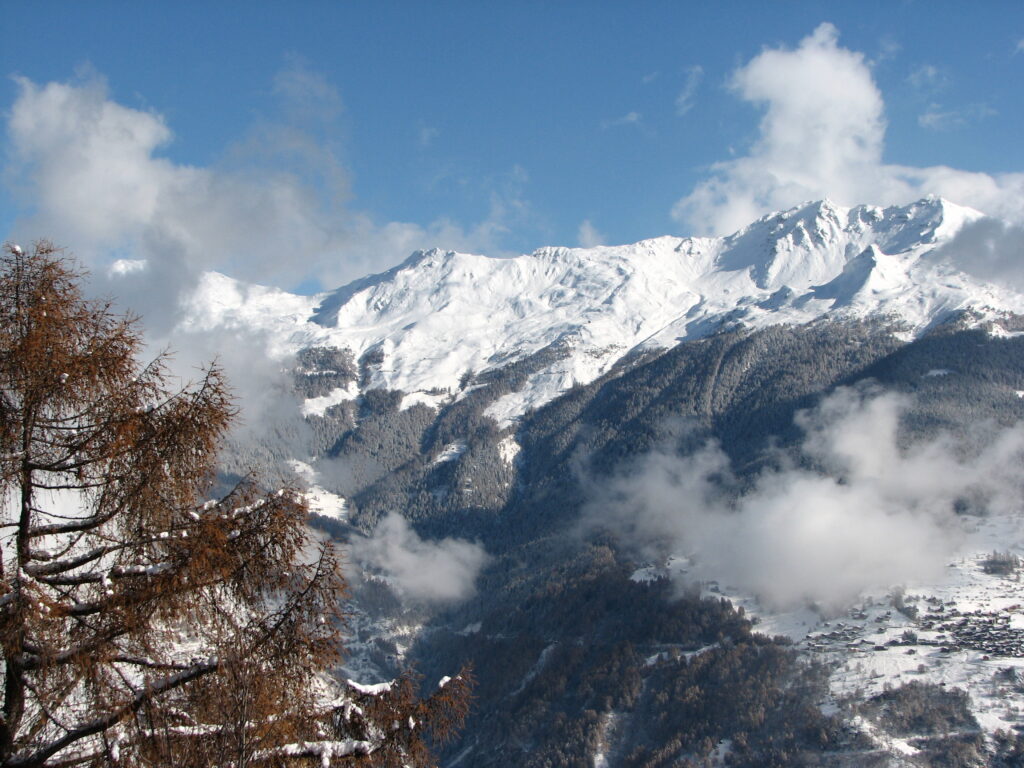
[256,315,1024,767]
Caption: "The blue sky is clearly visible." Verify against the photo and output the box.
[2,1,1023,296]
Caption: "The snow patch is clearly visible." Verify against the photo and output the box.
[630,555,690,583]
[305,486,347,521]
[302,381,359,418]
[497,435,520,466]
[989,325,1024,339]
[434,442,468,464]
[400,390,451,411]
[345,680,393,696]
[512,643,558,696]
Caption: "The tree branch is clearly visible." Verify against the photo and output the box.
[6,660,219,768]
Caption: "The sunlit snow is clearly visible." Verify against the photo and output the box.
[178,198,1019,428]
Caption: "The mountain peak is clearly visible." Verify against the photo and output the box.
[183,198,1016,426]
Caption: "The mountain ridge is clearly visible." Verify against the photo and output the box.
[181,196,1015,426]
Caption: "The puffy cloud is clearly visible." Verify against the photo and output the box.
[586,386,1024,610]
[673,23,1024,235]
[4,72,521,335]
[935,217,1024,291]
[8,76,339,296]
[351,513,489,604]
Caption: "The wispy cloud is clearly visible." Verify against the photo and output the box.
[577,219,605,248]
[936,217,1024,290]
[273,58,344,124]
[601,111,642,129]
[918,102,996,131]
[874,35,901,63]
[417,122,439,148]
[906,63,946,92]
[675,65,704,116]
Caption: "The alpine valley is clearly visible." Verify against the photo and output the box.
[192,197,1024,767]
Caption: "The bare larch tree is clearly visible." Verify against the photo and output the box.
[0,243,471,767]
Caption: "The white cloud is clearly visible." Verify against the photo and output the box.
[601,111,642,129]
[6,73,360,294]
[906,63,946,92]
[675,65,703,116]
[918,105,958,131]
[672,23,1024,236]
[587,386,1024,610]
[577,219,605,248]
[1015,39,1024,56]
[351,512,489,604]
[936,217,1024,290]
[918,102,996,131]
[4,72,523,334]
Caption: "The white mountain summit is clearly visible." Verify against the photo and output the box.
[181,197,1020,426]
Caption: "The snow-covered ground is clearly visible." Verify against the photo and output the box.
[705,508,1024,742]
[179,197,1024,428]
[291,460,348,520]
[433,441,468,464]
[301,380,359,418]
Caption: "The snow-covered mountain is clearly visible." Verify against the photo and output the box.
[181,196,1019,426]
[183,196,1024,766]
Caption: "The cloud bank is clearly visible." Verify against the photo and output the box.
[351,512,489,604]
[4,71,518,335]
[672,23,1024,236]
[936,217,1024,292]
[588,386,1024,610]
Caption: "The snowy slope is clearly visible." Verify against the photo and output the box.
[180,197,1021,426]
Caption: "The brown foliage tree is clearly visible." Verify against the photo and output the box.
[0,243,471,767]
